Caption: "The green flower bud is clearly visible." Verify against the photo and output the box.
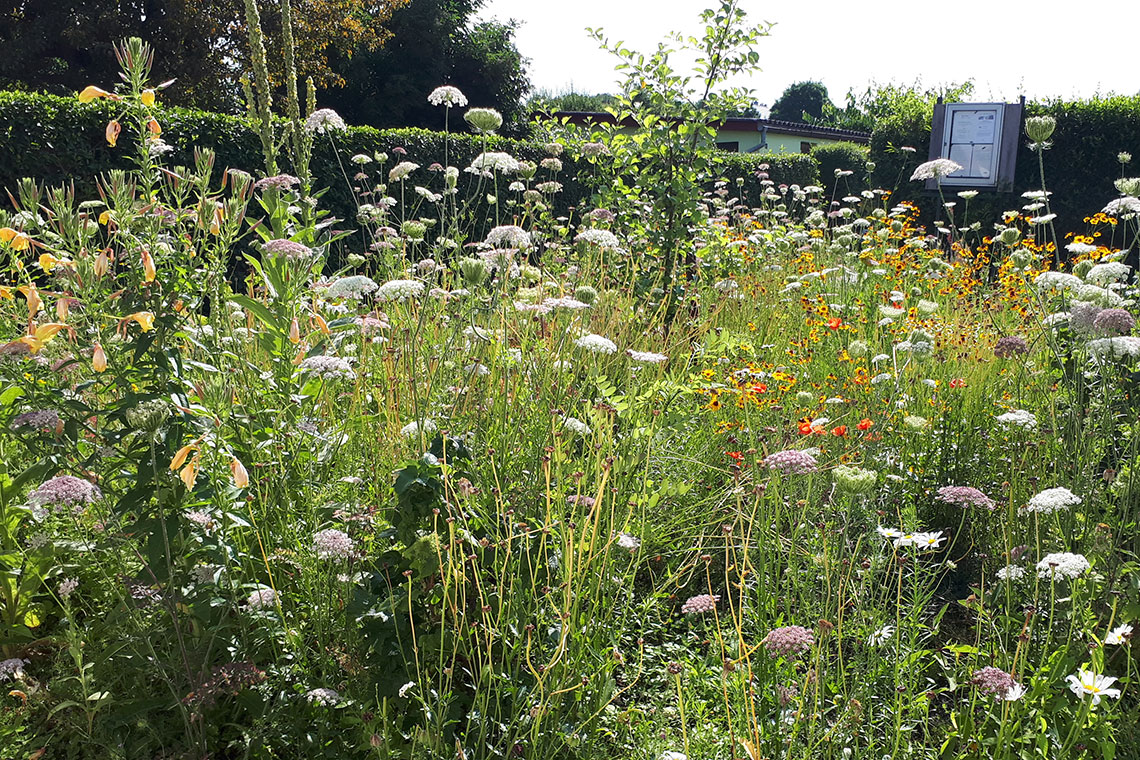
[464,107,503,134]
[833,465,877,494]
[1025,115,1056,144]
[574,285,598,305]
[459,256,489,286]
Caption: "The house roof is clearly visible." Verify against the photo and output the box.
[544,110,871,144]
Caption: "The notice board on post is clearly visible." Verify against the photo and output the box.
[926,99,1023,191]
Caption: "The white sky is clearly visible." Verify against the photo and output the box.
[476,0,1140,112]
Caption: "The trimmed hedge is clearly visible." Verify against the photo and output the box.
[811,142,870,195]
[869,95,1140,240]
[0,90,820,235]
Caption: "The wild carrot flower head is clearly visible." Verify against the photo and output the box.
[305,108,346,134]
[971,666,1016,697]
[1023,487,1081,515]
[29,475,101,508]
[253,174,300,192]
[313,529,355,561]
[427,85,468,108]
[1037,552,1090,580]
[263,239,313,261]
[993,336,1029,358]
[12,409,60,433]
[910,159,963,182]
[763,449,819,475]
[761,625,814,658]
[1092,308,1135,335]
[936,485,996,510]
[681,594,720,615]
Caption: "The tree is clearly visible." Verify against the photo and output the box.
[0,0,409,111]
[321,0,529,133]
[768,80,831,123]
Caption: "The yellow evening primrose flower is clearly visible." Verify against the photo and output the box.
[79,85,123,103]
[141,89,156,107]
[106,120,121,147]
[38,253,60,273]
[122,311,156,332]
[18,323,69,354]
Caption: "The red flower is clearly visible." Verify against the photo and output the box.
[949,378,967,388]
[856,418,873,431]
[831,425,847,437]
[827,317,843,330]
[798,421,814,435]
[725,451,744,461]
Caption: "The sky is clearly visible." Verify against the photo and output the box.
[475,0,1140,113]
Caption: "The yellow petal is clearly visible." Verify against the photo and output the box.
[2,229,31,251]
[78,85,113,103]
[147,119,161,136]
[141,250,156,282]
[38,253,59,273]
[141,89,156,107]
[179,456,199,489]
[99,211,111,226]
[288,317,301,344]
[170,443,195,471]
[0,227,15,243]
[105,119,121,147]
[126,311,155,332]
[313,313,330,335]
[18,285,41,317]
[94,249,110,277]
[231,457,249,488]
[93,342,107,372]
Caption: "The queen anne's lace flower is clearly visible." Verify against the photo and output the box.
[910,158,964,181]
[936,485,996,510]
[1092,308,1135,335]
[996,564,1026,581]
[681,594,720,615]
[993,336,1029,358]
[0,658,29,682]
[563,417,591,436]
[469,152,519,174]
[574,228,622,250]
[29,475,101,508]
[972,667,1022,700]
[313,529,355,561]
[305,108,346,134]
[1088,336,1140,360]
[763,449,819,474]
[12,409,60,432]
[246,587,277,609]
[306,687,341,706]
[1085,261,1130,286]
[375,279,426,302]
[326,275,378,300]
[761,625,814,657]
[299,355,356,380]
[485,225,531,250]
[1023,486,1081,514]
[1034,271,1083,293]
[1037,552,1090,580]
[832,465,877,494]
[574,334,618,354]
[400,419,437,439]
[626,350,668,364]
[427,85,468,107]
[995,409,1037,431]
[263,239,313,260]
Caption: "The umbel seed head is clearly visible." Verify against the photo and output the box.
[1025,115,1056,144]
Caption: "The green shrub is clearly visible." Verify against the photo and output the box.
[811,141,870,194]
[0,90,816,239]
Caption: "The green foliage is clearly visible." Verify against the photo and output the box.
[813,79,975,134]
[768,80,831,123]
[0,90,807,256]
[869,93,1140,241]
[322,0,531,135]
[811,141,870,194]
[529,90,619,114]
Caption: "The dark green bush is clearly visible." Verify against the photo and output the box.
[811,141,870,195]
[868,94,1140,241]
[1,90,819,239]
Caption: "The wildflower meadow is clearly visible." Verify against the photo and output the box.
[0,2,1137,759]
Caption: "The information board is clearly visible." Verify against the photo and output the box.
[928,101,1021,190]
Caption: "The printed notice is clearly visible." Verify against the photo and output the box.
[951,110,997,144]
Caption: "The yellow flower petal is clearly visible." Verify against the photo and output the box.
[38,253,59,273]
[141,250,156,282]
[179,456,199,489]
[124,311,155,332]
[93,342,107,372]
[231,457,250,488]
[141,89,156,107]
[78,85,114,103]
[106,119,121,147]
[170,443,196,471]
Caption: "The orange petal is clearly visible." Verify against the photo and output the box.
[170,443,195,471]
[105,120,121,147]
[93,342,108,372]
[231,457,250,488]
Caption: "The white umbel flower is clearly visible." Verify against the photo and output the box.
[1023,486,1081,515]
[1037,552,1090,580]
[427,85,468,107]
[995,409,1037,431]
[574,334,618,354]
[376,279,426,302]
